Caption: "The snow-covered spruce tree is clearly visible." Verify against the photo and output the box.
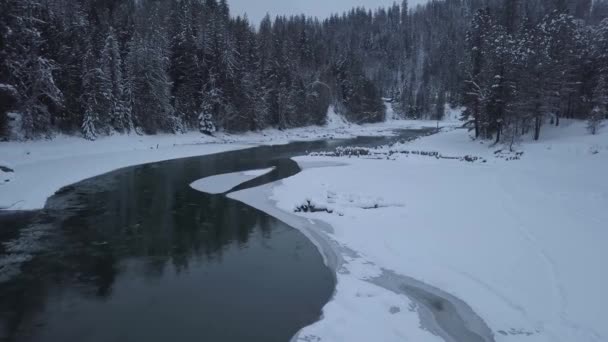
[483,20,519,144]
[200,70,224,131]
[169,0,201,129]
[101,27,132,133]
[541,12,581,127]
[264,18,290,130]
[1,0,606,141]
[464,7,559,143]
[49,2,89,135]
[285,78,306,127]
[332,52,385,124]
[127,12,178,135]
[509,17,549,140]
[0,0,23,139]
[220,31,245,131]
[305,81,332,126]
[200,0,239,131]
[81,106,97,140]
[81,41,109,140]
[1,0,63,139]
[463,8,494,139]
[594,19,608,75]
[276,79,290,130]
[254,15,274,130]
[232,16,263,132]
[589,74,608,134]
[198,100,216,135]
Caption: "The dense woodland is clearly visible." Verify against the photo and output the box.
[0,0,607,142]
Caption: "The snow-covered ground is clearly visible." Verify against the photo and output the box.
[0,133,249,210]
[0,118,443,211]
[9,112,604,342]
[240,120,608,342]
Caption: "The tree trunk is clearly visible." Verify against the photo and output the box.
[534,116,541,141]
[565,94,573,121]
[494,127,500,145]
[474,110,479,138]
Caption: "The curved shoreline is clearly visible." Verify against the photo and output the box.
[0,120,441,211]
[228,174,496,342]
[2,127,496,341]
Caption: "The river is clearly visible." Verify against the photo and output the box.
[0,130,427,342]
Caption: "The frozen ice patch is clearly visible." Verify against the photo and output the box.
[242,167,275,177]
[190,167,275,194]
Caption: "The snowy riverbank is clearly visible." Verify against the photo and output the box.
[0,118,442,211]
[236,120,608,342]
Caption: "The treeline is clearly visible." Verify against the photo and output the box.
[344,0,608,141]
[460,0,608,143]
[0,0,607,141]
[0,0,385,140]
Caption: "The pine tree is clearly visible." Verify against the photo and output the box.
[51,2,89,134]
[594,19,608,72]
[101,27,132,133]
[255,15,275,129]
[484,20,518,143]
[81,40,109,140]
[1,0,605,142]
[463,8,494,138]
[127,29,176,134]
[511,17,553,141]
[169,0,201,129]
[1,0,63,139]
[198,104,216,135]
[306,81,332,126]
[82,107,98,140]
[200,72,224,130]
[541,12,580,126]
[589,74,608,134]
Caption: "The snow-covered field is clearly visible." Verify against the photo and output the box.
[245,120,608,342]
[0,118,439,211]
[5,114,603,342]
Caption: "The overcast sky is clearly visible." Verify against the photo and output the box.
[228,0,430,25]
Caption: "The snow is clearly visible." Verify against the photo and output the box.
[264,120,608,342]
[445,105,465,122]
[0,132,248,210]
[299,272,445,342]
[6,115,602,341]
[242,167,276,177]
[190,167,275,194]
[0,83,17,95]
[0,119,444,211]
[325,106,351,129]
[384,99,401,121]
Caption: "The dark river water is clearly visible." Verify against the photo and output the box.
[0,130,429,342]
